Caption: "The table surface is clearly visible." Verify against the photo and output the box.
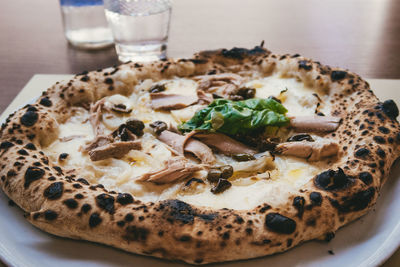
[0,0,399,266]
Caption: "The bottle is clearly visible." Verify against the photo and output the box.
[59,0,113,49]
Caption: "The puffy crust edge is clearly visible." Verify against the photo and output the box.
[0,46,400,264]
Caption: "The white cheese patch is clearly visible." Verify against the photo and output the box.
[248,74,330,116]
[42,76,331,210]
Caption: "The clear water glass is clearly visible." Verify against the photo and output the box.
[104,0,172,62]
[60,0,113,49]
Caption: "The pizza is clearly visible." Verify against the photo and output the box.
[1,45,399,264]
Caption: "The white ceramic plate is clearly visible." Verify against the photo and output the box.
[1,162,399,267]
[0,76,400,267]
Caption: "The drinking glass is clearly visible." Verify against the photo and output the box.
[103,0,172,62]
[60,0,114,49]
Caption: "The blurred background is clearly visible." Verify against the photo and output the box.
[1,0,399,113]
[0,0,399,265]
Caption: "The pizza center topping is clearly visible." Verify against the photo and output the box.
[43,74,338,209]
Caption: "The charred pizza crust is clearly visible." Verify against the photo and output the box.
[1,46,399,264]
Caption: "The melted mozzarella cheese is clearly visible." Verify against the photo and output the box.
[43,76,331,210]
[248,75,330,116]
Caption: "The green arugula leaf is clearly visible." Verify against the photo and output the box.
[178,98,289,135]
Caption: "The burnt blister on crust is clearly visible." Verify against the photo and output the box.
[310,192,322,206]
[293,196,305,218]
[0,141,14,150]
[0,46,399,265]
[20,110,38,127]
[359,172,373,185]
[39,97,52,107]
[314,168,353,191]
[24,166,45,188]
[96,193,115,214]
[63,198,78,209]
[355,148,370,158]
[265,213,296,234]
[161,199,217,224]
[117,193,134,205]
[89,212,102,227]
[329,187,375,213]
[220,46,267,60]
[380,100,399,119]
[298,60,312,71]
[123,225,149,242]
[331,70,347,81]
[44,210,58,221]
[44,182,64,200]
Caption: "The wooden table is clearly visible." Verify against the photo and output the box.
[0,0,399,266]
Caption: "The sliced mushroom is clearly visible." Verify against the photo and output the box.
[157,130,215,164]
[59,135,86,142]
[149,121,168,135]
[85,119,144,161]
[137,156,202,184]
[193,132,257,156]
[111,103,132,114]
[149,83,166,93]
[150,93,198,110]
[232,152,275,174]
[89,98,106,136]
[275,140,339,161]
[287,133,314,142]
[193,73,254,100]
[290,116,341,132]
[84,135,114,152]
[88,140,142,161]
[197,90,214,104]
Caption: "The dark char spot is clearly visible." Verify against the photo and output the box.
[116,193,134,205]
[81,204,92,213]
[59,153,69,161]
[104,78,113,84]
[331,71,347,81]
[325,232,335,242]
[293,196,305,218]
[314,168,352,191]
[381,100,399,119]
[179,235,192,242]
[63,198,78,209]
[378,126,389,134]
[17,149,28,155]
[125,213,134,222]
[24,167,45,188]
[329,187,375,212]
[77,178,89,185]
[20,111,38,127]
[310,192,322,206]
[44,182,63,200]
[355,148,370,158]
[39,97,52,107]
[298,60,312,70]
[265,213,296,234]
[377,148,386,158]
[44,210,58,221]
[25,143,36,150]
[359,172,373,185]
[74,193,84,199]
[96,193,115,214]
[161,199,216,224]
[89,213,102,227]
[221,46,265,59]
[123,226,149,242]
[373,136,386,144]
[0,141,14,150]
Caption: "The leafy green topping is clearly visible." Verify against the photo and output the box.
[178,98,290,135]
